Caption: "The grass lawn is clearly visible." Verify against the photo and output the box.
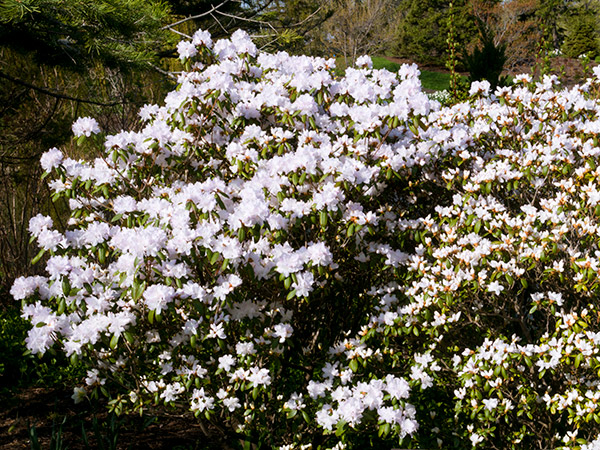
[419,69,453,91]
[370,56,402,72]
[371,56,461,92]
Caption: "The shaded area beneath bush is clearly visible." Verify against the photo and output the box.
[0,387,226,449]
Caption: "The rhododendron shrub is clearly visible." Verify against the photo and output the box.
[12,28,600,449]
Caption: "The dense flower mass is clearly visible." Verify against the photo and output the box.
[14,28,600,448]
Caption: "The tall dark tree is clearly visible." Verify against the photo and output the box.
[535,0,571,49]
[394,0,478,65]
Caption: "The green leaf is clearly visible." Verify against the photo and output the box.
[210,252,220,265]
[221,258,229,272]
[320,211,328,228]
[61,278,71,296]
[57,298,66,315]
[98,247,106,265]
[124,331,134,344]
[335,420,346,437]
[301,410,310,423]
[347,223,355,237]
[31,248,46,265]
[378,422,390,438]
[110,334,119,349]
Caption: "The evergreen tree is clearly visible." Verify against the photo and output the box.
[394,0,478,65]
[560,2,600,58]
[535,0,570,49]
[0,0,172,71]
[462,22,508,89]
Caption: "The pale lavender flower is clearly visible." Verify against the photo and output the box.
[72,117,100,137]
[40,147,63,171]
[176,40,197,60]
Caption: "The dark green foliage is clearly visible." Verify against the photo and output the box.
[0,0,172,70]
[394,0,478,65]
[0,305,33,392]
[462,24,508,90]
[535,0,573,49]
[81,414,122,450]
[561,11,600,59]
[0,305,84,395]
[28,417,66,450]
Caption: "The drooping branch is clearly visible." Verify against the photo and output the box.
[0,69,126,107]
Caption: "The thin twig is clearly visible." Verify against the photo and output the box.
[147,62,178,80]
[162,0,231,30]
[214,9,277,32]
[287,4,325,28]
[209,12,229,35]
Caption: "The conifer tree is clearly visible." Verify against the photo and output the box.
[394,0,478,65]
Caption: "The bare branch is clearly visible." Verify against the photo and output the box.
[147,62,178,80]
[162,0,231,30]
[213,9,278,32]
[0,70,125,107]
[287,5,326,28]
[209,11,230,35]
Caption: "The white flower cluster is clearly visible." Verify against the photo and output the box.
[14,29,600,448]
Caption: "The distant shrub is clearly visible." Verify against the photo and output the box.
[462,25,508,90]
[562,12,600,59]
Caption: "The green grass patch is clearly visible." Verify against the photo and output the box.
[371,56,402,73]
[419,69,452,91]
[372,57,461,92]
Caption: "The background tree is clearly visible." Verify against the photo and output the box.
[394,0,478,65]
[313,0,398,66]
[560,0,600,58]
[535,0,570,49]
[461,23,508,88]
[471,0,540,71]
